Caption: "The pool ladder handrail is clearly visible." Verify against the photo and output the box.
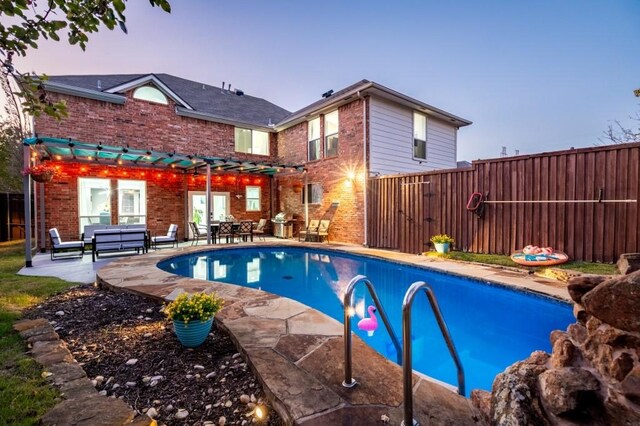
[401,281,466,426]
[342,274,402,388]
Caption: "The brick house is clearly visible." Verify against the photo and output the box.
[29,74,470,247]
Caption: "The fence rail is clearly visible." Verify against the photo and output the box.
[367,143,640,263]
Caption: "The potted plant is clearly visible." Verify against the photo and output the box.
[430,234,454,254]
[164,292,224,348]
[292,181,303,193]
[22,163,57,183]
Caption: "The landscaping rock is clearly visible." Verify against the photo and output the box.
[617,253,640,275]
[582,270,640,332]
[549,335,576,368]
[538,367,600,417]
[470,389,491,425]
[610,352,634,382]
[175,408,189,419]
[490,351,551,426]
[621,367,640,402]
[567,275,607,303]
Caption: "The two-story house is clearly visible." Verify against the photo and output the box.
[29,73,471,246]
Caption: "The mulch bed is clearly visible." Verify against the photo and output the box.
[24,285,284,426]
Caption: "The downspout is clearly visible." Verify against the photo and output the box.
[358,91,368,247]
[206,163,211,244]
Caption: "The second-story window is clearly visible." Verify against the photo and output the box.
[308,117,321,161]
[235,128,269,155]
[413,112,427,160]
[324,110,339,158]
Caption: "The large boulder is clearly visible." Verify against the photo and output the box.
[538,367,601,419]
[582,270,640,333]
[617,253,640,275]
[567,275,607,304]
[490,351,551,426]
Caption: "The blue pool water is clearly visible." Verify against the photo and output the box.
[159,247,574,393]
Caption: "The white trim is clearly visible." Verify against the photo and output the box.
[105,75,193,110]
[42,81,126,104]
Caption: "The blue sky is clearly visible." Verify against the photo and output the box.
[14,0,640,161]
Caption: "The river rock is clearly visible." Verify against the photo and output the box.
[146,407,158,419]
[175,409,189,420]
[538,367,600,417]
[582,270,640,332]
[567,275,607,303]
[490,351,551,425]
[617,253,640,275]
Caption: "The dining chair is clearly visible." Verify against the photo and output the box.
[237,220,254,242]
[253,218,267,241]
[218,221,235,243]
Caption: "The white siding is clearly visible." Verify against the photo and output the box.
[369,96,457,176]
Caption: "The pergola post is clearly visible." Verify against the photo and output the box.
[206,163,212,244]
[23,145,32,267]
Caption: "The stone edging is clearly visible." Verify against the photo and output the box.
[13,318,149,426]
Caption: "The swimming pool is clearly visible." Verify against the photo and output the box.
[159,247,574,394]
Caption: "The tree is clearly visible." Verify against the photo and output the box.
[600,89,640,145]
[0,73,26,192]
[0,0,171,119]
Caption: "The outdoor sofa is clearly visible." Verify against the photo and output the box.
[91,228,148,262]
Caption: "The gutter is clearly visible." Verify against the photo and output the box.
[175,107,276,132]
[42,81,126,104]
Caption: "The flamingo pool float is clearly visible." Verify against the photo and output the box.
[357,305,378,336]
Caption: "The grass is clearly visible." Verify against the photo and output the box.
[423,250,618,276]
[0,240,76,425]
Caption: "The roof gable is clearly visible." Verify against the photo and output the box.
[104,74,193,109]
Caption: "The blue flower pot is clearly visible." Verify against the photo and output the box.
[173,317,214,348]
[434,242,450,254]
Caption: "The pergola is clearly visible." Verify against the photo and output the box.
[22,136,307,266]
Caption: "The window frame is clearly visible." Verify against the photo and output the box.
[78,177,112,233]
[307,117,322,162]
[117,179,147,225]
[132,86,168,105]
[245,186,261,212]
[413,112,427,160]
[324,110,339,158]
[301,183,323,205]
[234,128,270,156]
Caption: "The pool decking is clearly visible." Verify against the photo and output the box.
[94,241,570,424]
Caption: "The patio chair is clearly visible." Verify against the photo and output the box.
[152,224,178,249]
[252,218,267,241]
[312,220,331,242]
[237,220,254,242]
[217,221,235,244]
[299,219,320,242]
[189,222,208,246]
[49,228,85,260]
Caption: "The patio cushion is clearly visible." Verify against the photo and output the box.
[49,228,61,246]
[153,236,175,243]
[167,224,178,238]
[56,241,84,249]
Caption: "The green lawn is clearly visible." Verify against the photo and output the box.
[0,241,76,425]
[424,250,618,276]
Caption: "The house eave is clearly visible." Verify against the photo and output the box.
[175,107,276,132]
[275,81,472,131]
[42,81,127,104]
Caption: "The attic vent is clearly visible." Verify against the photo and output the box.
[235,89,244,96]
[322,89,334,98]
[97,80,102,89]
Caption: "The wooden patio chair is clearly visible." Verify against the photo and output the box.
[252,218,267,241]
[312,220,331,242]
[237,220,254,242]
[218,221,235,243]
[299,219,320,242]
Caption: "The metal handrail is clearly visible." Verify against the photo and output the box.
[342,275,402,388]
[402,281,465,426]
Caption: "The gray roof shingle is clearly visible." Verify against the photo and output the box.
[47,73,291,127]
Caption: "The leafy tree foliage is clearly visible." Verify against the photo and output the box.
[0,0,171,119]
[0,73,25,192]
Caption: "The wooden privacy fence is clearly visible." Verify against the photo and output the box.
[367,142,640,263]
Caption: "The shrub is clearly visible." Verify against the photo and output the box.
[164,292,224,323]
[430,234,455,244]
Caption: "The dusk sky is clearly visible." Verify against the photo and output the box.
[14,0,640,162]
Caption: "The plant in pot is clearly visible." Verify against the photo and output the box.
[292,181,303,193]
[430,234,454,254]
[22,163,57,183]
[164,292,224,348]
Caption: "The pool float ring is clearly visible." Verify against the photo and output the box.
[511,246,568,267]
